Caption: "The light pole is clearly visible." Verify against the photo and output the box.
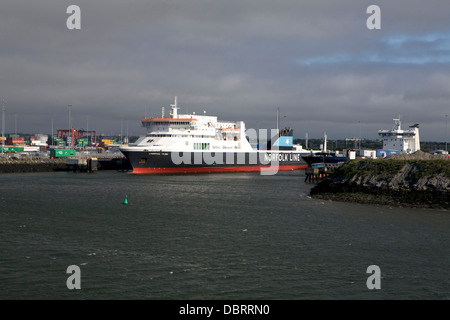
[1,99,5,155]
[68,104,72,147]
[121,119,123,144]
[446,114,448,152]
[51,118,54,146]
[68,104,72,130]
[358,121,362,149]
[86,115,89,147]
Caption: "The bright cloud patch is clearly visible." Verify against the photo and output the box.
[297,32,450,66]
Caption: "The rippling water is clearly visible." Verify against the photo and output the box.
[0,170,448,299]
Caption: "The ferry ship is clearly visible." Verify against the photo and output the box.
[119,97,308,174]
[378,118,420,154]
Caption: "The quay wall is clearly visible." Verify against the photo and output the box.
[0,158,67,173]
[0,156,132,173]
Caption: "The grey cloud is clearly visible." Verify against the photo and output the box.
[1,0,449,141]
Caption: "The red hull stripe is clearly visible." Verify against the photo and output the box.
[131,165,307,174]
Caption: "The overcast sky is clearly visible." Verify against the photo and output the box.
[1,0,450,141]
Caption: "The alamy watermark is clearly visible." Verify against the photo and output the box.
[366,5,381,30]
[66,4,382,31]
[66,5,81,30]
[366,265,381,290]
[66,265,81,289]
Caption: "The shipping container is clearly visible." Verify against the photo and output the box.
[77,138,88,146]
[0,146,25,152]
[6,137,25,145]
[50,149,77,158]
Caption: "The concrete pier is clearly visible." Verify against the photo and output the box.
[66,157,98,173]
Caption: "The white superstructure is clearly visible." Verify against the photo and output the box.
[126,96,254,152]
[378,118,420,154]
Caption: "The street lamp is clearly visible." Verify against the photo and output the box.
[358,121,362,149]
[446,114,448,152]
[1,99,5,155]
[68,104,72,129]
[68,104,73,147]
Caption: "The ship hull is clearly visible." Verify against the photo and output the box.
[302,154,349,165]
[120,150,308,174]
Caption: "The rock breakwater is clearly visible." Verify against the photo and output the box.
[310,152,449,209]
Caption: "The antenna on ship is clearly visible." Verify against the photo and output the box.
[276,107,280,133]
[393,115,401,131]
[170,96,178,119]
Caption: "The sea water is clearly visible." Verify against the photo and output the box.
[0,170,448,299]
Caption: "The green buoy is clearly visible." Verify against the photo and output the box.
[123,195,128,205]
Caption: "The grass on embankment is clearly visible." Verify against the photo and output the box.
[333,158,450,181]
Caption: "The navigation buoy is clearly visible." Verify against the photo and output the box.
[123,195,128,205]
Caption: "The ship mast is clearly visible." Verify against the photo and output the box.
[170,96,178,118]
[393,114,401,131]
[276,107,279,133]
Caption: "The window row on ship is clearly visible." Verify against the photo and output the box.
[147,134,216,138]
[143,121,192,126]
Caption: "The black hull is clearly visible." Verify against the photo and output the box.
[302,154,350,165]
[120,150,308,174]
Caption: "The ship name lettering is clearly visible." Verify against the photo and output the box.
[264,153,293,162]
